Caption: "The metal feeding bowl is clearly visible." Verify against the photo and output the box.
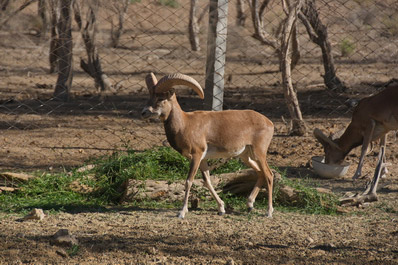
[311,156,350,179]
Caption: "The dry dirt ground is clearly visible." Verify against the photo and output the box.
[0,94,398,264]
[0,207,398,264]
[1,1,398,264]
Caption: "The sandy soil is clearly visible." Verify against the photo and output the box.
[1,207,398,264]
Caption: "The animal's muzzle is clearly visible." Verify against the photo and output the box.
[141,106,157,119]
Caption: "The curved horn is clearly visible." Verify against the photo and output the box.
[314,128,341,150]
[145,72,158,94]
[330,128,344,141]
[155,73,204,99]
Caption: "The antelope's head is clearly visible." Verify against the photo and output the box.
[141,73,204,121]
[314,128,345,165]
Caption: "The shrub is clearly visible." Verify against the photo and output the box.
[340,38,356,57]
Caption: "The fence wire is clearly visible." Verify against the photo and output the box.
[0,0,397,171]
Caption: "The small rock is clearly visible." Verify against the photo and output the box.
[56,249,68,258]
[273,171,282,183]
[76,165,95,173]
[24,208,45,221]
[51,229,79,247]
[226,258,235,265]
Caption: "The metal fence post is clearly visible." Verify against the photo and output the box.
[204,0,228,111]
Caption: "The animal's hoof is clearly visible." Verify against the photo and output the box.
[247,207,254,213]
[218,212,225,216]
[177,213,185,219]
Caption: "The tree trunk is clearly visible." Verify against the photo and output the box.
[49,0,59,73]
[38,0,48,38]
[53,0,73,101]
[250,0,278,50]
[74,0,111,92]
[300,0,346,92]
[110,0,129,48]
[236,0,246,26]
[280,0,306,136]
[188,0,200,51]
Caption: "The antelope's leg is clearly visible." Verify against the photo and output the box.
[178,155,201,219]
[380,135,388,178]
[199,160,225,215]
[353,120,376,179]
[364,136,386,196]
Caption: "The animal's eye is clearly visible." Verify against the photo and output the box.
[156,93,168,100]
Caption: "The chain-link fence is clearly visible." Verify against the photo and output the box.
[0,0,397,171]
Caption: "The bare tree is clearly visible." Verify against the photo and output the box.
[299,0,346,92]
[280,0,306,135]
[73,0,111,92]
[0,0,36,29]
[236,0,247,26]
[109,0,129,48]
[53,0,74,101]
[49,0,60,73]
[250,0,279,50]
[188,0,200,51]
[38,0,48,38]
[187,0,208,51]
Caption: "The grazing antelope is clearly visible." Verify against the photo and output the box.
[314,85,398,203]
[141,73,275,218]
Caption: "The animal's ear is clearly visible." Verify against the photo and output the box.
[314,128,341,150]
[145,72,158,95]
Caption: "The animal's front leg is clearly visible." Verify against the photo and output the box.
[178,155,201,219]
[199,160,225,216]
[353,120,376,180]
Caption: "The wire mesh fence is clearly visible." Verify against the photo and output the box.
[0,0,397,171]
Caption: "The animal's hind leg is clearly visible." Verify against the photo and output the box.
[379,135,389,178]
[199,160,225,215]
[241,152,274,217]
[240,153,263,211]
[257,159,274,217]
[364,135,387,197]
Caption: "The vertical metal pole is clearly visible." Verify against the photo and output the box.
[204,0,228,111]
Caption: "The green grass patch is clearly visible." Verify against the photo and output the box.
[0,171,106,213]
[274,176,339,215]
[157,0,179,8]
[339,38,356,57]
[0,147,339,215]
